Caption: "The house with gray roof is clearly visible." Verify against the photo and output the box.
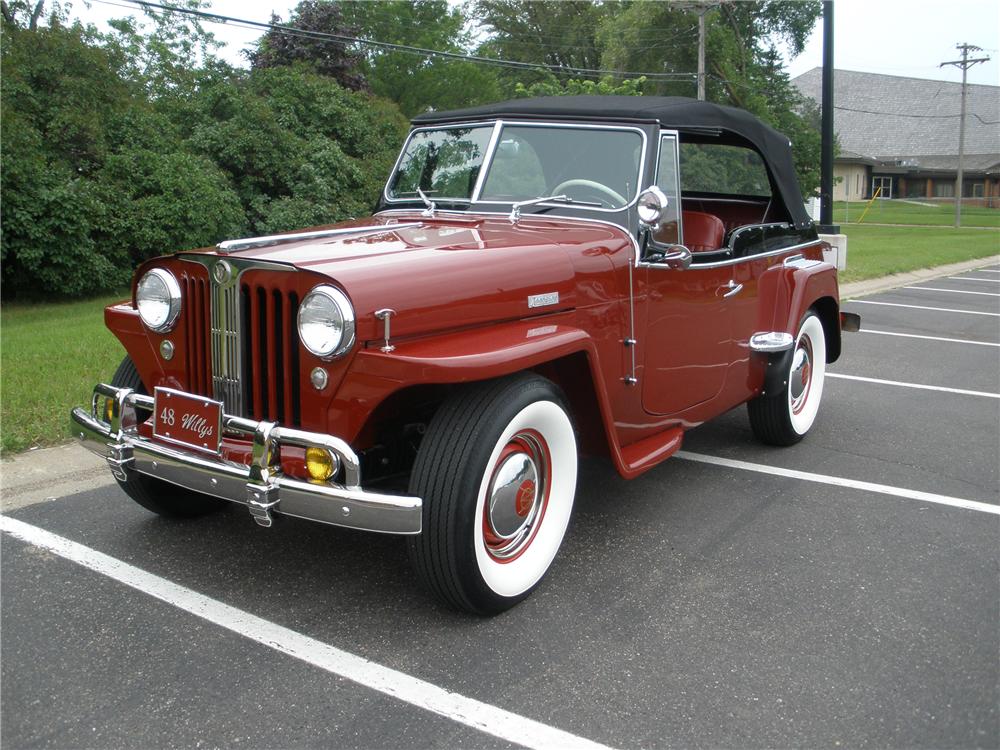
[793,68,1000,205]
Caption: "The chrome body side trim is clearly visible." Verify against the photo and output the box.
[71,385,421,534]
[749,332,795,352]
[216,224,422,253]
[783,254,828,270]
[643,239,827,270]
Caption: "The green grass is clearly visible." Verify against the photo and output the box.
[839,224,1000,284]
[834,199,1000,228]
[1,294,128,454]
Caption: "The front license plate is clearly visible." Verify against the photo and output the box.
[153,387,223,454]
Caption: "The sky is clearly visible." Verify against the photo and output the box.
[73,0,1000,87]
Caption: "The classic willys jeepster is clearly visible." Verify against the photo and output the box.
[73,96,859,615]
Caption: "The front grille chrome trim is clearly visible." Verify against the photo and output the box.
[180,255,295,418]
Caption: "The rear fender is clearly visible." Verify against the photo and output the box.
[761,262,842,363]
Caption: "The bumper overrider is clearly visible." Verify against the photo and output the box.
[70,384,422,533]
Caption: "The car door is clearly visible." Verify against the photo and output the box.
[639,133,734,416]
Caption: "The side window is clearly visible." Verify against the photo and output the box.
[653,134,681,245]
[679,143,770,196]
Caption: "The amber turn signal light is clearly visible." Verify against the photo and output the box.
[305,447,337,482]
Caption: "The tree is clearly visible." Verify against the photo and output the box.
[338,0,502,116]
[1,0,46,30]
[247,0,367,91]
[513,74,647,98]
[598,0,823,193]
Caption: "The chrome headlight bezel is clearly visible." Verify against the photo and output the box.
[297,285,356,359]
[136,268,182,333]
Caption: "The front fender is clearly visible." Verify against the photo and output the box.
[325,315,607,444]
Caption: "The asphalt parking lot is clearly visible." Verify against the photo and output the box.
[3,262,998,749]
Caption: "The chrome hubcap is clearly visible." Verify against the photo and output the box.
[485,433,547,560]
[790,338,812,413]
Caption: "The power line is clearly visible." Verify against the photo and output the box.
[90,0,698,82]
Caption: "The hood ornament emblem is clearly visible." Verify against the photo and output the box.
[213,260,233,285]
[375,309,396,353]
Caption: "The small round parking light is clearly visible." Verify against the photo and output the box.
[305,447,339,482]
[310,367,328,390]
[160,339,175,361]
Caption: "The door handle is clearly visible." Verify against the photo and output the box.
[720,280,744,298]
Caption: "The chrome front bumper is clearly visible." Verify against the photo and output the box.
[70,384,422,533]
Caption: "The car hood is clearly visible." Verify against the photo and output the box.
[194,213,629,342]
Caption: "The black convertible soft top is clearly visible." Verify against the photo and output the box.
[413,95,810,227]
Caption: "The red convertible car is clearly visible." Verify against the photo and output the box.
[72,96,857,614]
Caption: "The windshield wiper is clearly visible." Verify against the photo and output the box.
[508,194,600,223]
[395,188,439,217]
[417,187,436,217]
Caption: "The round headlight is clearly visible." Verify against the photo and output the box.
[637,186,669,226]
[136,269,182,332]
[298,285,355,359]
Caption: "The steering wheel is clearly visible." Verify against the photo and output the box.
[551,179,627,208]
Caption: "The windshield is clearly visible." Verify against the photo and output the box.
[387,123,644,210]
[387,126,493,202]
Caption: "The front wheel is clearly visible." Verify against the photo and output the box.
[747,311,827,446]
[407,374,578,615]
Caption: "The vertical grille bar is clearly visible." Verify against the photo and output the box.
[281,292,294,423]
[265,289,279,421]
[250,286,265,418]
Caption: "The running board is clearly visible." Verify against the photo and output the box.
[619,427,684,479]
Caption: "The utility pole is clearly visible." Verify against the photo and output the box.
[818,0,838,233]
[697,7,706,100]
[940,43,989,228]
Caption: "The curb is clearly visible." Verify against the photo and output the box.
[840,255,1000,299]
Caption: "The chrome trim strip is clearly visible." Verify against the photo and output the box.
[749,332,795,352]
[217,224,421,253]
[71,386,421,535]
[783,254,827,270]
[384,120,649,215]
[639,239,825,270]
[470,120,504,201]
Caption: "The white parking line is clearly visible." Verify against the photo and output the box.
[861,329,1000,347]
[903,286,1000,297]
[850,300,1000,317]
[676,452,1000,515]
[0,516,615,750]
[827,373,999,399]
[948,277,1000,283]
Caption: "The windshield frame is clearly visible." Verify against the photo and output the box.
[383,119,649,215]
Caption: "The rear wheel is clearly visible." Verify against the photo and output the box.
[407,374,578,615]
[111,356,226,518]
[747,312,827,446]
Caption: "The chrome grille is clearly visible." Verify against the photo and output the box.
[211,276,243,415]
[180,256,296,422]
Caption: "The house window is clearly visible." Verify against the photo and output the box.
[934,181,954,198]
[970,183,985,198]
[872,176,893,199]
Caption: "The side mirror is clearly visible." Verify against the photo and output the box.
[637,186,669,227]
